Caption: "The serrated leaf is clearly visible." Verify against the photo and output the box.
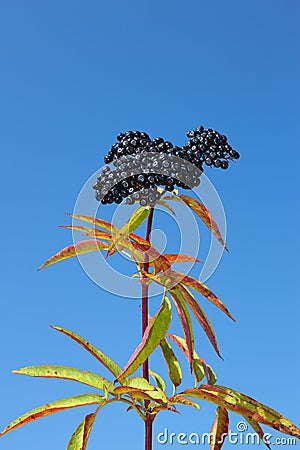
[117,295,172,381]
[107,206,151,257]
[51,326,122,379]
[66,213,117,233]
[160,338,182,388]
[169,271,234,321]
[169,395,200,410]
[38,240,109,270]
[210,407,229,450]
[0,394,104,437]
[149,370,166,392]
[182,385,300,439]
[13,365,115,393]
[178,284,222,358]
[67,412,97,450]
[164,194,227,250]
[168,287,194,368]
[61,225,112,242]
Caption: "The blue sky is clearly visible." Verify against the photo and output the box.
[0,1,299,449]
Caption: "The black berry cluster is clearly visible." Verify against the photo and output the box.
[185,125,240,169]
[93,126,239,206]
[93,152,201,206]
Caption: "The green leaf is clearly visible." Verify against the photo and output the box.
[117,295,172,381]
[107,206,151,257]
[167,333,206,384]
[67,412,97,450]
[114,385,167,404]
[38,240,109,270]
[0,394,105,437]
[182,385,300,439]
[159,338,182,388]
[210,407,229,450]
[164,194,227,250]
[51,326,122,379]
[149,370,166,392]
[126,377,156,391]
[13,365,115,393]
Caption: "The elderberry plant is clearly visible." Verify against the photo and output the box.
[1,126,299,450]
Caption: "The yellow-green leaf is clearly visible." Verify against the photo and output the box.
[67,412,97,450]
[13,365,115,393]
[0,394,104,437]
[160,338,182,388]
[107,206,151,256]
[38,240,109,270]
[51,326,122,379]
[149,370,166,392]
[117,295,171,381]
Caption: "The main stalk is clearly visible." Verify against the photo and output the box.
[142,206,155,450]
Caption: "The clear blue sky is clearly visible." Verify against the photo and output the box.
[0,1,299,449]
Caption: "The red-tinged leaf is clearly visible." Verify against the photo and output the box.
[169,395,200,410]
[163,254,201,264]
[178,284,222,358]
[107,206,151,257]
[157,199,176,216]
[38,240,109,270]
[159,338,182,388]
[167,334,211,385]
[66,213,117,233]
[146,248,171,274]
[149,370,166,392]
[129,233,171,273]
[163,270,234,321]
[210,407,229,450]
[61,225,112,242]
[13,365,115,393]
[182,386,300,439]
[164,194,227,250]
[67,411,97,450]
[244,417,271,449]
[117,295,172,381]
[0,394,105,437]
[168,287,194,368]
[50,326,122,379]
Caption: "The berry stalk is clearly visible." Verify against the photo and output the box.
[141,205,155,450]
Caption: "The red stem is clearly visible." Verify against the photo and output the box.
[142,206,155,450]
